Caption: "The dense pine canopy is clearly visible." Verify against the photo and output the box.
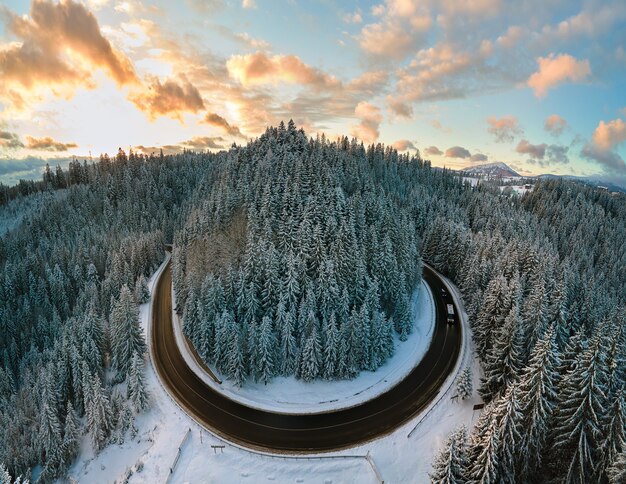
[172,121,422,384]
[0,121,624,483]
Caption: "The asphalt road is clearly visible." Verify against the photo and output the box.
[150,262,462,452]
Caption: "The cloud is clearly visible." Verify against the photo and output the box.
[0,155,74,184]
[544,114,567,136]
[358,0,432,60]
[0,130,24,149]
[487,115,522,143]
[527,54,591,98]
[387,98,413,118]
[445,146,471,158]
[546,144,569,164]
[390,42,489,107]
[350,102,382,143]
[536,4,626,46]
[430,119,452,133]
[470,153,488,162]
[202,113,246,138]
[591,118,626,151]
[214,27,270,50]
[226,52,338,89]
[242,0,256,9]
[581,118,626,173]
[424,146,443,156]
[392,139,416,151]
[0,0,137,110]
[440,0,501,16]
[135,144,184,155]
[24,136,77,151]
[516,139,546,159]
[347,71,389,94]
[581,143,625,172]
[343,10,363,24]
[129,76,205,120]
[180,136,225,150]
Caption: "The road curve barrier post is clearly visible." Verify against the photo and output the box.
[365,451,384,484]
[166,428,191,484]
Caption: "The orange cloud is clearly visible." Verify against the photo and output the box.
[516,139,546,159]
[135,144,184,155]
[226,52,339,88]
[591,119,626,152]
[544,114,567,136]
[202,113,246,138]
[180,136,225,150]
[424,146,443,156]
[392,139,416,151]
[129,76,205,121]
[358,0,431,59]
[445,146,471,158]
[24,135,77,151]
[441,0,501,16]
[487,115,522,143]
[0,0,137,110]
[350,102,382,143]
[527,54,591,98]
[390,42,474,107]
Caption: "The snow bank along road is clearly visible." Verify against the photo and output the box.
[150,262,462,452]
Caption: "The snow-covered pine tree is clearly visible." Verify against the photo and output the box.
[127,351,149,411]
[39,369,63,469]
[85,372,113,451]
[550,335,607,483]
[474,275,511,359]
[480,303,524,402]
[429,425,468,484]
[110,285,147,381]
[297,325,321,382]
[134,274,150,304]
[322,313,339,379]
[516,325,560,479]
[223,311,246,386]
[457,366,473,401]
[62,402,80,468]
[466,406,501,483]
[257,316,276,384]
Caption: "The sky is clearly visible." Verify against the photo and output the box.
[0,0,625,186]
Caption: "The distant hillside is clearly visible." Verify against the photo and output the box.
[462,162,520,177]
[537,173,626,194]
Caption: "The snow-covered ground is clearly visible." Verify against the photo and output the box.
[499,185,533,196]
[68,258,483,484]
[172,280,435,414]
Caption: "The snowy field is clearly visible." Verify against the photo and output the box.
[499,185,533,196]
[172,279,435,414]
[68,258,482,484]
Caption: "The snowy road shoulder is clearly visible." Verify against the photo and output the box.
[68,258,479,484]
[172,279,436,414]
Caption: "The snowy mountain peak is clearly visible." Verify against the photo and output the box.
[462,162,520,177]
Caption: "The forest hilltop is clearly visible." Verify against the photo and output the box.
[0,122,624,483]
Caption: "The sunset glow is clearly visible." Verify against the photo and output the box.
[1,0,625,185]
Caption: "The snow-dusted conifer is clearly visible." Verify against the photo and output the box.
[457,366,473,401]
[127,351,149,411]
[110,285,146,380]
[430,425,468,484]
[257,316,276,384]
[134,274,150,304]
